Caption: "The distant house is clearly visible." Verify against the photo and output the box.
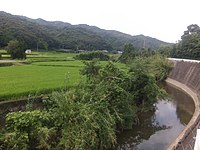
[25,49,32,53]
[102,50,108,53]
[117,51,123,54]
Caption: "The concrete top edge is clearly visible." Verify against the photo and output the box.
[168,58,200,63]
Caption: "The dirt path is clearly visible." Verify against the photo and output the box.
[0,60,16,63]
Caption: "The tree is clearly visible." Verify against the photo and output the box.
[118,44,137,63]
[173,24,200,59]
[80,60,101,79]
[6,40,26,59]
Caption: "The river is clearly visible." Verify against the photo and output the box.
[116,82,195,150]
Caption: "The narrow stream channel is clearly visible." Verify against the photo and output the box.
[116,82,195,150]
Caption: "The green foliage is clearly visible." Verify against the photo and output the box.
[75,51,110,61]
[118,44,136,63]
[1,90,117,149]
[6,40,26,59]
[0,110,55,150]
[0,58,168,149]
[119,44,157,63]
[171,24,200,59]
[0,48,172,149]
[46,91,116,150]
[129,54,172,81]
[157,46,172,57]
[0,51,126,101]
[1,131,29,150]
[80,60,101,79]
[129,65,161,108]
[125,55,172,110]
[119,43,172,82]
[0,11,170,51]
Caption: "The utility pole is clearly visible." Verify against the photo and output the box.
[143,37,146,49]
[37,42,38,51]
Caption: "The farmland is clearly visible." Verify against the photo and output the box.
[0,49,173,150]
[0,51,123,100]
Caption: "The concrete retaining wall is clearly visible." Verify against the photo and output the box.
[168,59,200,97]
[167,60,200,150]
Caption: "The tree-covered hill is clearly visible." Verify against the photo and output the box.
[0,11,172,51]
[76,24,172,50]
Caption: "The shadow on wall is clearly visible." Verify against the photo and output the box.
[169,61,200,97]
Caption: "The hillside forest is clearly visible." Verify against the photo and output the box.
[0,11,171,51]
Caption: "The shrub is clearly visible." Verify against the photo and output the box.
[75,51,110,61]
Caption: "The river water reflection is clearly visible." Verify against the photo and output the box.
[116,82,195,150]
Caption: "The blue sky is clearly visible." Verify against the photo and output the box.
[1,0,200,43]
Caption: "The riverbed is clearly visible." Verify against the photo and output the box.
[116,82,195,150]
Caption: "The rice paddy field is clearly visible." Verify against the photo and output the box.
[0,51,124,101]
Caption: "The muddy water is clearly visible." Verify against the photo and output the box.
[116,83,195,150]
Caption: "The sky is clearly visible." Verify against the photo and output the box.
[0,0,200,43]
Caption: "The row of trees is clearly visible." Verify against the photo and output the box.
[74,51,110,61]
[157,24,200,60]
[173,24,200,59]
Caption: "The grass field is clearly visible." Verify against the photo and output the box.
[0,64,82,100]
[0,51,124,100]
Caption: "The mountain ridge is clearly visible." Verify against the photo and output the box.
[0,11,172,50]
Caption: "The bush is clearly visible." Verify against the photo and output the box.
[75,51,110,61]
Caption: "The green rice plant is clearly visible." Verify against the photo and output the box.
[0,65,81,100]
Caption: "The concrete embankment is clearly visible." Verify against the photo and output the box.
[166,59,200,150]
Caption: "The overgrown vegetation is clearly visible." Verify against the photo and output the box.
[74,51,110,61]
[0,52,172,149]
[118,44,155,63]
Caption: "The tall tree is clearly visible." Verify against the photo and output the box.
[6,40,26,59]
[174,24,200,59]
[118,44,137,63]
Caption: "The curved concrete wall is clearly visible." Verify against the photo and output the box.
[169,60,200,97]
[167,59,200,149]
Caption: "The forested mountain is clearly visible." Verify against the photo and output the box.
[0,11,172,51]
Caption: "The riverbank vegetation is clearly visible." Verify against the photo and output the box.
[0,48,172,149]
